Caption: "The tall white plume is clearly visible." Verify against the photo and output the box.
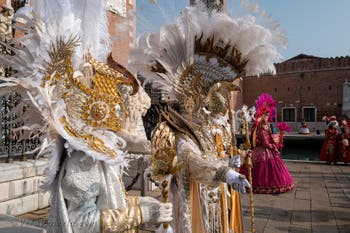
[129,4,283,103]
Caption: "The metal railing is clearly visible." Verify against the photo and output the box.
[0,93,41,162]
[0,19,41,162]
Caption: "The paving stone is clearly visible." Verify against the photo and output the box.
[288,224,312,233]
[296,190,311,200]
[311,210,335,223]
[336,220,350,233]
[0,214,46,233]
[312,224,339,233]
[292,199,312,227]
[332,207,350,221]
[15,161,350,233]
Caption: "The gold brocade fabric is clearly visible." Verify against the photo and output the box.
[229,189,243,233]
[219,184,244,233]
[100,203,142,233]
[215,134,225,159]
[190,179,206,233]
[219,183,229,233]
[213,120,243,233]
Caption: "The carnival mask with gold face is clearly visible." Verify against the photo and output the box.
[206,82,241,115]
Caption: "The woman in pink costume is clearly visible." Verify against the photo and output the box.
[320,116,339,164]
[240,94,294,194]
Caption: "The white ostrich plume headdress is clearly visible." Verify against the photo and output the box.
[0,0,139,188]
[129,4,283,112]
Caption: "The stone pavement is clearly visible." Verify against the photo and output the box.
[0,214,45,233]
[240,160,350,233]
[15,160,350,233]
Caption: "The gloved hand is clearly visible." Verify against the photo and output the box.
[225,169,251,193]
[229,155,241,168]
[139,198,173,224]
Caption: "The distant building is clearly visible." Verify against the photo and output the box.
[242,54,350,131]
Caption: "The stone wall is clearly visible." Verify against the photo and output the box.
[0,156,153,216]
[0,159,50,216]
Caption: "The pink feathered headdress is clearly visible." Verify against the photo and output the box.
[255,93,277,122]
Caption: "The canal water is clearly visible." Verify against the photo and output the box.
[237,134,324,161]
[281,135,324,161]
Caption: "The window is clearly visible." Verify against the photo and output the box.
[302,107,316,122]
[282,107,296,122]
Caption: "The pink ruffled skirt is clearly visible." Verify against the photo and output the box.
[240,147,294,194]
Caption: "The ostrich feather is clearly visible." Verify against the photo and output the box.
[70,0,110,62]
[129,4,283,105]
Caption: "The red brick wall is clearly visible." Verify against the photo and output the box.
[242,56,350,122]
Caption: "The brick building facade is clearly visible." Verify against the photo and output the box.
[242,54,350,130]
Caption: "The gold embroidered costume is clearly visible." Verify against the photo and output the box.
[0,1,172,232]
[129,3,282,233]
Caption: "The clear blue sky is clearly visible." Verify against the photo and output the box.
[136,0,350,61]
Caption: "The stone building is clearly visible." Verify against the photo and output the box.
[242,54,350,131]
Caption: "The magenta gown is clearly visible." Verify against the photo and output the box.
[240,125,294,194]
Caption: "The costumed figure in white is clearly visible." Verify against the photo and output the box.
[0,0,172,232]
[129,4,283,233]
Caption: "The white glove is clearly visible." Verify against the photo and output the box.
[225,169,251,193]
[229,155,241,168]
[139,197,173,224]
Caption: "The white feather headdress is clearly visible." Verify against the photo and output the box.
[129,4,282,111]
[0,0,138,189]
